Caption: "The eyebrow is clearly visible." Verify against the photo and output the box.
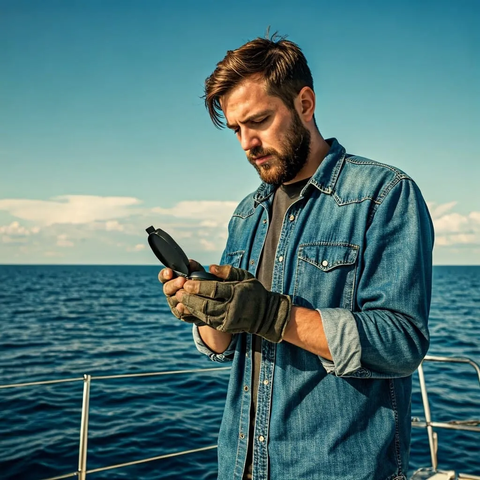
[226,109,273,130]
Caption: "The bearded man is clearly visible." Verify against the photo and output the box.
[160,35,434,480]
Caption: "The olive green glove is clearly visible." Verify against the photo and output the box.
[180,266,292,343]
[166,294,206,327]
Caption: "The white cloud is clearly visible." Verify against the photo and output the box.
[105,220,125,232]
[0,221,39,236]
[57,234,74,247]
[0,221,41,244]
[0,195,142,226]
[149,200,239,257]
[199,238,218,251]
[435,234,476,247]
[0,197,240,263]
[469,212,480,224]
[428,202,480,248]
[153,201,237,223]
[434,213,469,234]
[44,251,63,257]
[427,201,457,219]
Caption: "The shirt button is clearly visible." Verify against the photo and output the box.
[244,385,249,392]
[263,219,267,224]
[321,260,329,267]
[263,379,269,385]
[289,214,295,221]
[278,256,284,262]
[250,259,255,265]
[240,433,245,439]
[258,435,265,442]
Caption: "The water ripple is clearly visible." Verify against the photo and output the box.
[0,265,479,479]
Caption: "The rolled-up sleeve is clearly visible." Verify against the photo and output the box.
[192,325,237,363]
[318,178,434,379]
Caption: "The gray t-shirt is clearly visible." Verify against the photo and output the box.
[243,177,309,480]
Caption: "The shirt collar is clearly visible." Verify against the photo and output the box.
[253,138,346,203]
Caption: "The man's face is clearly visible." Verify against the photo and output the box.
[221,76,311,184]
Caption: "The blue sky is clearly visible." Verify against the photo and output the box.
[1,0,479,265]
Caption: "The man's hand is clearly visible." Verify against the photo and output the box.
[158,259,206,326]
[176,265,292,343]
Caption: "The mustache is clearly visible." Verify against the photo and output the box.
[247,147,278,162]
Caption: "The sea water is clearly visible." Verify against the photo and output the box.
[0,265,479,479]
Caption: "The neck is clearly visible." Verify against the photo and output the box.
[283,131,330,185]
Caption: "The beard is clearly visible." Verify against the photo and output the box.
[247,110,311,185]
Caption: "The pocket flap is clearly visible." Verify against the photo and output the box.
[224,250,245,268]
[298,243,358,272]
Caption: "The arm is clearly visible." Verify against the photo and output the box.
[197,326,232,354]
[318,178,434,378]
[283,306,332,360]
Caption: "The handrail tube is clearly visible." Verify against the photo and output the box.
[91,366,231,381]
[85,445,218,474]
[417,363,437,471]
[411,421,480,433]
[423,355,480,384]
[42,472,77,480]
[0,377,84,389]
[78,375,91,480]
[0,366,231,390]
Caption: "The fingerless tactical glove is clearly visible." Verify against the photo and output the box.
[180,267,292,343]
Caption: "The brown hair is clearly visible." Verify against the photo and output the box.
[204,33,314,128]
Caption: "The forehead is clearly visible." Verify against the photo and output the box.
[221,76,286,123]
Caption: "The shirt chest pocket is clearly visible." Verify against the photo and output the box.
[293,242,359,310]
[223,250,245,269]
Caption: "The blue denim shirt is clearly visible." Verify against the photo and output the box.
[194,139,434,480]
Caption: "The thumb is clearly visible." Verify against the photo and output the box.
[210,264,253,281]
[209,264,231,280]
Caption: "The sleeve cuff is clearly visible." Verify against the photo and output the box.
[317,308,365,377]
[192,325,237,363]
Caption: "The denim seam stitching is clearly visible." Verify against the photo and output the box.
[225,250,246,259]
[345,156,411,178]
[233,336,250,478]
[345,255,357,310]
[333,193,382,206]
[388,378,404,477]
[367,177,408,224]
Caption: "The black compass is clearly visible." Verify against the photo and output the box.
[146,226,219,280]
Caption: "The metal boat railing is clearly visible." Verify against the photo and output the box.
[1,356,479,479]
[0,366,231,480]
[411,355,480,480]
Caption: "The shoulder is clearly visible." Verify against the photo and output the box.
[335,153,417,205]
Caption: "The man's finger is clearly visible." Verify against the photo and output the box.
[163,277,187,296]
[158,268,174,284]
[210,265,254,282]
[209,264,231,280]
[176,302,193,317]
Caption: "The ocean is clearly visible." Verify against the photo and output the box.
[0,265,479,479]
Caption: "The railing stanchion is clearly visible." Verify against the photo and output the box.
[418,362,437,471]
[78,374,91,480]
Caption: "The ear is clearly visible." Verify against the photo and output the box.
[296,87,316,122]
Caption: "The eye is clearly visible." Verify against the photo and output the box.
[252,117,267,125]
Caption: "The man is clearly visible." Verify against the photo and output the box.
[160,35,434,480]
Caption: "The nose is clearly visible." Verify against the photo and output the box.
[240,129,261,152]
